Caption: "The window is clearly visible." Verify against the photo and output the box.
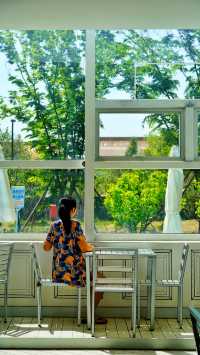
[94,169,200,235]
[98,112,181,159]
[0,30,85,160]
[1,29,200,239]
[0,30,85,234]
[0,169,84,233]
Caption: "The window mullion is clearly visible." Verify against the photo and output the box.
[84,30,96,242]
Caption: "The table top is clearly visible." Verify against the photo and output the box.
[85,248,156,257]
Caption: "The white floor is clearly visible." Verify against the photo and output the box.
[0,351,197,355]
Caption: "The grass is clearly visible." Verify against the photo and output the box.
[1,219,199,234]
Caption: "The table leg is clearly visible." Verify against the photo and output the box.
[150,255,156,330]
[147,257,151,320]
[86,255,91,329]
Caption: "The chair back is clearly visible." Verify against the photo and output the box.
[31,244,42,284]
[0,243,14,283]
[190,307,200,354]
[92,248,138,292]
[178,243,189,283]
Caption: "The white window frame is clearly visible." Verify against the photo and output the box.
[85,30,200,242]
[1,30,200,243]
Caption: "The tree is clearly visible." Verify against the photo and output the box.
[0,30,87,230]
[125,138,137,156]
[0,30,85,219]
[0,128,35,160]
[104,170,167,232]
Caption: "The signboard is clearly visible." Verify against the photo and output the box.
[11,186,25,210]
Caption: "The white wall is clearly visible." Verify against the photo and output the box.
[0,0,200,29]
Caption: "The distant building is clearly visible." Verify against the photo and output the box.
[99,137,148,156]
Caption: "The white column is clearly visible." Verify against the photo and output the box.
[84,30,96,242]
[184,104,196,161]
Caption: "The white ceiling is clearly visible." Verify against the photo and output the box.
[0,0,200,29]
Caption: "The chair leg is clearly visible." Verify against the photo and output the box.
[137,282,140,328]
[177,287,180,323]
[4,283,8,323]
[179,285,183,328]
[91,287,95,337]
[131,291,136,337]
[147,284,151,320]
[77,287,81,326]
[37,285,42,327]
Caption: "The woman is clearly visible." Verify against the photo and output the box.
[44,196,93,286]
[43,196,105,322]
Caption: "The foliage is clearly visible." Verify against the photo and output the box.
[104,170,167,232]
[0,128,34,159]
[125,138,137,156]
[0,30,85,160]
[144,135,171,157]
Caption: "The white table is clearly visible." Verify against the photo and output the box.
[85,248,156,331]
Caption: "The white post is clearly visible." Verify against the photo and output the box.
[184,104,196,161]
[84,30,96,242]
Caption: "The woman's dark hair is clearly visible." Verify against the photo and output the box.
[58,197,76,235]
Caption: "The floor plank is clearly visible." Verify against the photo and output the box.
[106,318,118,338]
[0,316,194,341]
[115,318,130,338]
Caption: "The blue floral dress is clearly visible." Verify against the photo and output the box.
[43,219,93,287]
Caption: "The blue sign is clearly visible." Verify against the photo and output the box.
[11,186,25,210]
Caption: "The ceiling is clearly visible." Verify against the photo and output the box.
[0,0,200,29]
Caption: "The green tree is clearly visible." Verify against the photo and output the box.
[125,138,137,156]
[104,170,167,232]
[0,30,86,230]
[0,30,85,160]
[0,128,34,159]
[0,30,85,215]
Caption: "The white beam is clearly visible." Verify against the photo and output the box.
[96,99,200,111]
[0,160,83,169]
[84,30,95,242]
[94,161,200,169]
[0,0,200,29]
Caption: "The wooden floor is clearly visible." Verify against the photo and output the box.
[0,317,193,339]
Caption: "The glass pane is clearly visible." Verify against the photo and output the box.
[95,169,200,234]
[0,169,84,233]
[0,30,85,160]
[99,112,180,158]
[96,29,200,100]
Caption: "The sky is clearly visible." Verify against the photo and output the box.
[0,30,191,140]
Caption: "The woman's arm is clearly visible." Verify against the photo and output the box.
[75,221,93,253]
[43,224,54,251]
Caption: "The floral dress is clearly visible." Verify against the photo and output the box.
[43,219,93,287]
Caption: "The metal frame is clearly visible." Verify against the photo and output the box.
[91,248,138,337]
[190,306,200,355]
[137,243,189,329]
[31,244,82,326]
[85,248,156,332]
[0,242,14,322]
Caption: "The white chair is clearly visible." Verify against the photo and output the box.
[157,243,189,328]
[91,248,138,337]
[137,243,189,328]
[0,243,14,323]
[31,244,82,326]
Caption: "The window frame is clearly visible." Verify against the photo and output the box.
[95,102,184,161]
[1,30,200,243]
